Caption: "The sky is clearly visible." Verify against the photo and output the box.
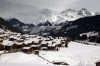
[0,0,100,23]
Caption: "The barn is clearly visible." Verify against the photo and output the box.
[31,45,41,50]
[3,40,14,52]
[22,47,33,54]
[48,44,56,50]
[95,60,100,66]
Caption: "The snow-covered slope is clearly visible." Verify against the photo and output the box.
[31,9,58,25]
[30,26,61,35]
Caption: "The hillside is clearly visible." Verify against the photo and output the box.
[6,18,35,34]
[0,17,23,33]
[54,15,100,37]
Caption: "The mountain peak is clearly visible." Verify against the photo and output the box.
[32,9,57,25]
[81,8,88,11]
[61,9,76,13]
[39,9,54,15]
[79,8,94,16]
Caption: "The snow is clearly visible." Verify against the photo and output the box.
[30,8,95,26]
[31,9,58,25]
[31,45,41,47]
[0,41,100,66]
[3,40,14,46]
[39,42,100,66]
[80,31,98,37]
[41,41,47,44]
[22,47,31,49]
[0,51,4,54]
[0,63,61,66]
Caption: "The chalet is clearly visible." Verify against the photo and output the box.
[23,39,34,46]
[21,43,27,48]
[52,60,69,65]
[17,33,22,38]
[23,34,30,38]
[48,43,56,50]
[9,36,17,41]
[41,41,48,47]
[31,45,41,50]
[15,42,24,50]
[11,44,19,52]
[58,37,62,39]
[22,47,33,54]
[53,39,61,48]
[29,35,37,38]
[2,40,19,52]
[34,50,39,55]
[4,41,15,52]
[61,41,66,47]
[33,39,41,45]
[95,60,100,66]
[0,35,7,40]
[16,38,24,42]
[20,36,26,40]
[41,47,48,50]
[49,36,54,40]
[44,38,50,41]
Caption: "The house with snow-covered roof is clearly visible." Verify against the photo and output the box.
[22,47,33,54]
[95,60,100,66]
[3,40,15,52]
[23,39,34,46]
[33,38,41,45]
[41,41,48,47]
[29,35,37,38]
[48,43,57,50]
[0,34,7,40]
[9,35,17,41]
[31,44,41,50]
[16,38,24,42]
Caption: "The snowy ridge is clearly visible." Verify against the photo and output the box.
[55,8,95,23]
[31,8,96,25]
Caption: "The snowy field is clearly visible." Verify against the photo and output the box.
[0,41,100,66]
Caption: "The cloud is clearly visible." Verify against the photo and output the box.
[0,0,100,23]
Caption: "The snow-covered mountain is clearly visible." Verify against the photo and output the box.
[95,12,100,15]
[54,15,100,37]
[55,8,95,23]
[31,9,58,25]
[0,17,23,33]
[6,18,35,34]
[30,8,96,25]
[3,8,99,35]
